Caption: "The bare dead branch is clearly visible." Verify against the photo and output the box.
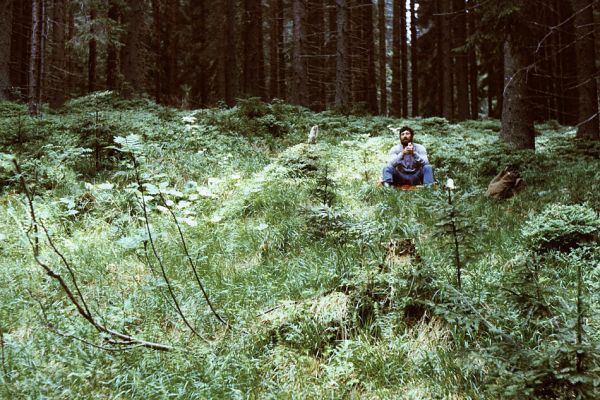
[157,192,229,327]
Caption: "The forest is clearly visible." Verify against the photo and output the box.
[1,0,600,398]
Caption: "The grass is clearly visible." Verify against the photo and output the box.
[1,95,599,398]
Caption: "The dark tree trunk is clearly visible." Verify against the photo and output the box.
[277,0,286,100]
[269,0,280,99]
[391,0,401,116]
[400,0,408,117]
[0,0,13,100]
[571,0,599,139]
[453,0,469,120]
[439,0,453,120]
[88,6,97,93]
[152,0,161,102]
[306,0,326,110]
[191,0,206,106]
[334,0,350,111]
[292,0,309,106]
[224,0,237,106]
[28,0,42,115]
[364,0,378,114]
[10,0,31,99]
[122,0,145,97]
[501,37,535,149]
[243,0,264,98]
[325,0,336,106]
[164,0,178,103]
[49,0,66,107]
[378,0,387,114]
[106,0,119,91]
[467,0,478,119]
[410,0,418,116]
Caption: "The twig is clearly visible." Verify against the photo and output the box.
[0,325,7,377]
[158,192,228,326]
[131,154,201,337]
[13,158,172,351]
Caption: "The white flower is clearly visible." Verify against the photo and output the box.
[446,178,455,190]
[182,115,197,123]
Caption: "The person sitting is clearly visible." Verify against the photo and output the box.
[382,126,434,187]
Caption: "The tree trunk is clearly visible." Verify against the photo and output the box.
[164,0,178,103]
[277,0,286,100]
[439,0,453,120]
[364,0,378,114]
[378,0,386,114]
[0,0,13,100]
[49,0,66,107]
[269,0,280,99]
[571,0,599,139]
[243,0,264,98]
[334,0,350,111]
[192,0,206,106]
[306,0,326,110]
[106,0,119,91]
[391,0,401,116]
[400,0,408,117]
[224,0,237,106]
[453,0,469,120]
[88,6,97,93]
[122,0,145,97]
[410,0,418,116]
[152,0,161,102]
[10,1,31,99]
[501,37,535,149]
[467,0,478,119]
[66,3,73,98]
[292,0,309,106]
[28,0,42,115]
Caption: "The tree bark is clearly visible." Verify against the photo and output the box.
[439,0,453,120]
[10,1,31,99]
[122,0,145,97]
[224,0,237,106]
[391,0,401,116]
[269,0,280,99]
[378,0,387,114]
[571,0,599,139]
[410,0,418,116]
[0,0,13,100]
[243,0,264,98]
[306,0,326,110]
[292,0,309,106]
[49,0,66,107]
[453,0,469,120]
[106,0,119,91]
[334,0,350,111]
[164,0,178,103]
[364,0,378,114]
[501,36,535,149]
[88,6,97,93]
[28,0,42,115]
[467,0,478,119]
[400,0,408,117]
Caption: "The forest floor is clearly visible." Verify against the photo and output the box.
[1,93,599,399]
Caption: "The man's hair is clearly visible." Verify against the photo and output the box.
[398,126,414,140]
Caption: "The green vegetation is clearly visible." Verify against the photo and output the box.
[1,94,599,399]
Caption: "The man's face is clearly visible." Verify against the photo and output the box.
[400,130,412,146]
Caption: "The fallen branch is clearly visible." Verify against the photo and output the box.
[13,158,172,352]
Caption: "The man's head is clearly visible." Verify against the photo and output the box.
[399,126,414,146]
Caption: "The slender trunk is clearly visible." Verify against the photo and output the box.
[243,0,264,98]
[572,0,599,139]
[453,0,469,120]
[501,36,535,149]
[88,6,97,93]
[277,0,286,100]
[270,0,280,99]
[307,0,325,110]
[50,0,66,107]
[10,1,31,98]
[292,0,309,106]
[378,0,386,114]
[164,0,178,103]
[410,0,418,116]
[224,0,237,105]
[66,5,73,98]
[334,0,349,111]
[122,0,145,97]
[106,0,119,90]
[365,0,378,114]
[439,0,453,120]
[467,0,478,119]
[152,0,161,102]
[28,0,42,115]
[391,0,401,116]
[400,0,408,117]
[0,0,13,100]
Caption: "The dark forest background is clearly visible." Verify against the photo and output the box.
[1,0,599,147]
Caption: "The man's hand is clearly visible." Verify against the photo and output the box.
[403,142,414,155]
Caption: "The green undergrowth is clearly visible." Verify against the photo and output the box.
[1,94,600,399]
